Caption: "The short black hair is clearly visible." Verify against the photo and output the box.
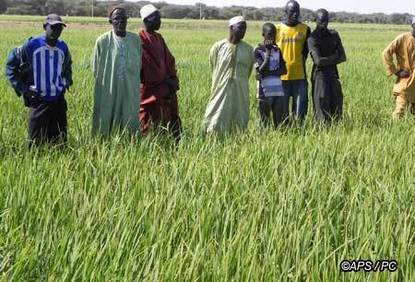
[316,9,329,17]
[109,6,127,19]
[285,0,300,11]
[263,22,276,33]
[315,9,329,22]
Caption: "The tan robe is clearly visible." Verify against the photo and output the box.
[202,39,254,134]
[383,32,415,101]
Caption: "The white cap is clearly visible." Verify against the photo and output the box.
[140,4,158,20]
[229,16,245,27]
[412,16,415,24]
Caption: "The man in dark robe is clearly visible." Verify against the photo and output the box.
[308,9,346,122]
[139,4,182,141]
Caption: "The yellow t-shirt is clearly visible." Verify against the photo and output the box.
[276,22,309,81]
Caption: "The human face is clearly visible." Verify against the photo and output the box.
[316,10,329,30]
[110,9,128,36]
[44,24,63,45]
[230,22,247,42]
[263,24,276,48]
[263,25,276,42]
[286,2,300,25]
[144,11,161,32]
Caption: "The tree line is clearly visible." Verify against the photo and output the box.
[1,0,413,25]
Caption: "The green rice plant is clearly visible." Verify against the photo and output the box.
[0,17,414,281]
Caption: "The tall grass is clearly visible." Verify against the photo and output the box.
[0,18,414,281]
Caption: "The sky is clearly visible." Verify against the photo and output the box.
[139,0,415,15]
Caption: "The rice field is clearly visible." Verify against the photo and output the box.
[0,16,414,281]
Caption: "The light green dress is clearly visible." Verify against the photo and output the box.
[202,39,254,134]
[92,31,141,136]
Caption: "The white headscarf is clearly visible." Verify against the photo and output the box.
[140,4,158,20]
[229,16,245,27]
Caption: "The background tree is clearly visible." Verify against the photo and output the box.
[0,0,413,24]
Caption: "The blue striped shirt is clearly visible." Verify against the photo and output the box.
[255,48,285,97]
[26,36,70,101]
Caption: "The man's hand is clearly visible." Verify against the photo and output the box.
[23,89,41,107]
[328,54,338,61]
[264,39,273,51]
[164,76,180,93]
[263,40,273,60]
[396,69,411,79]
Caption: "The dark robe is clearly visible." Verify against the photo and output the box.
[308,28,346,122]
[139,29,182,140]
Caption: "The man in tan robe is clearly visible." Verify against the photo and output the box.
[383,17,415,119]
[202,16,254,134]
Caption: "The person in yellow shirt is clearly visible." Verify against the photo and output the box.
[276,0,311,123]
[383,17,415,119]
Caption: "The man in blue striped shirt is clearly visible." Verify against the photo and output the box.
[5,14,72,146]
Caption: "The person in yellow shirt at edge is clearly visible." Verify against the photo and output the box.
[383,17,415,119]
[276,0,311,124]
